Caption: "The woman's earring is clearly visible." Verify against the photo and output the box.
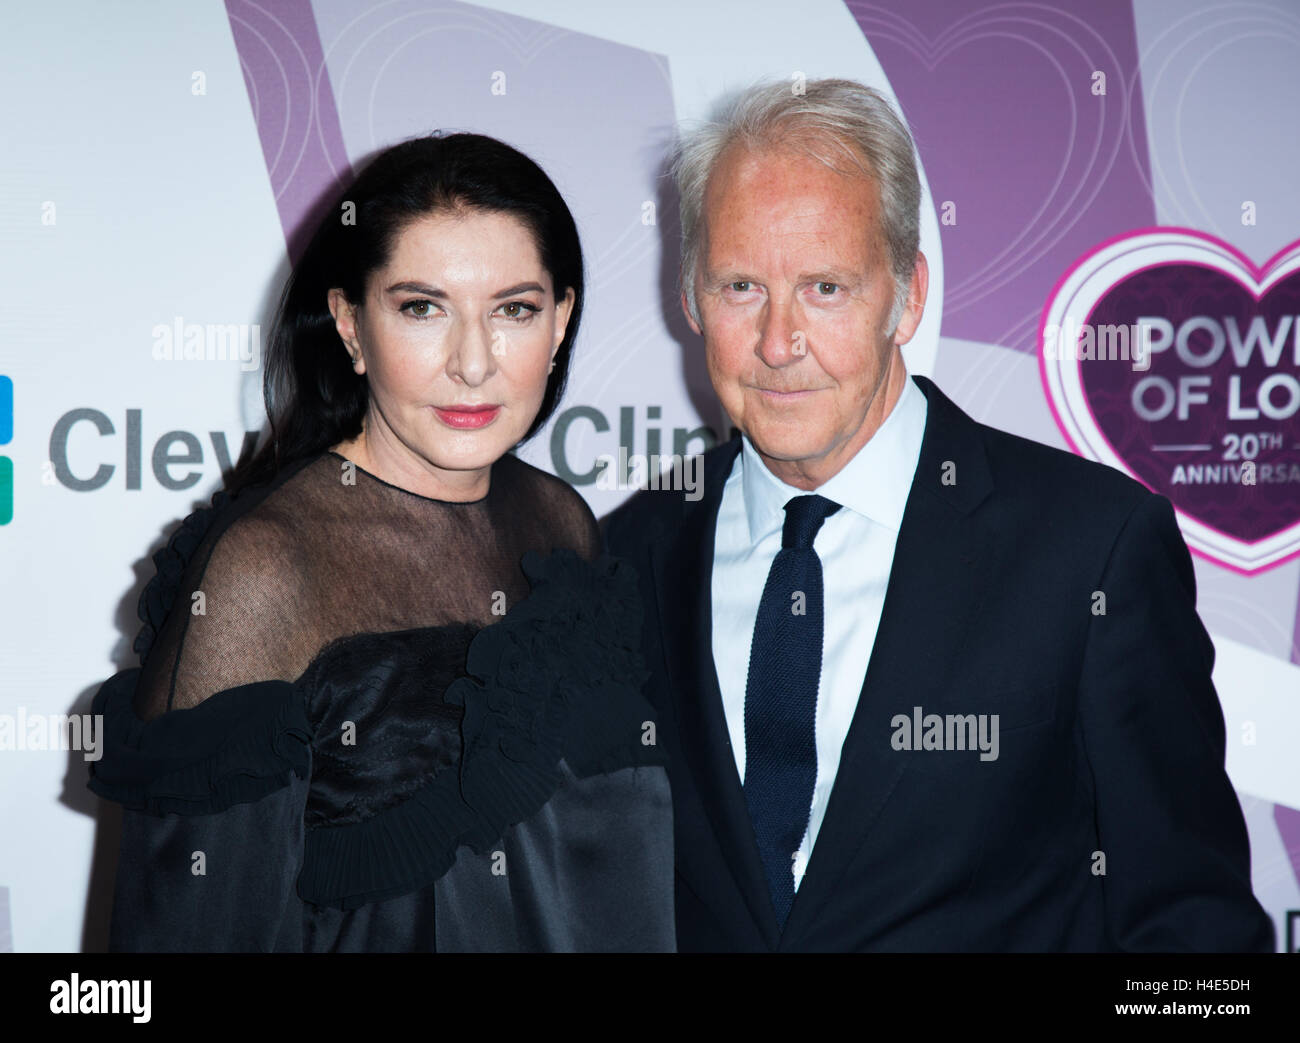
[548,360,555,373]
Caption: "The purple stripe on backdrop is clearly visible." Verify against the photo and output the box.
[224,0,354,265]
[850,0,1155,356]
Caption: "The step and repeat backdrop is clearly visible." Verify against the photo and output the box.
[1,0,1296,952]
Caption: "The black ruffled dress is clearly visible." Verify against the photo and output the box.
[87,449,674,952]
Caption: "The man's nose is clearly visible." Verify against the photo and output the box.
[755,292,802,367]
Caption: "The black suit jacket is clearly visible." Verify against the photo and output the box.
[601,374,1275,952]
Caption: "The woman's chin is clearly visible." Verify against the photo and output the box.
[417,434,517,473]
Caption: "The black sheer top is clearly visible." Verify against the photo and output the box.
[87,449,674,951]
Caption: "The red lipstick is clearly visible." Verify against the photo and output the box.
[433,404,501,429]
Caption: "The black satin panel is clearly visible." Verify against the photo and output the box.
[302,626,475,828]
[432,761,676,952]
[108,771,309,953]
[131,759,682,953]
[302,885,439,953]
[106,695,675,952]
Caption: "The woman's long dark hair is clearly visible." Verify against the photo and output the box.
[225,132,585,496]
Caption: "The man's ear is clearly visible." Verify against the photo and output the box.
[892,250,929,347]
[681,289,703,337]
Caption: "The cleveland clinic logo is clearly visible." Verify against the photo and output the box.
[0,375,12,525]
[42,400,714,496]
[1041,229,1300,575]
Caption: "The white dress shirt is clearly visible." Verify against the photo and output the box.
[711,373,928,890]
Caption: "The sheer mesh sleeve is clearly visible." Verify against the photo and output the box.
[133,511,313,721]
[520,460,602,562]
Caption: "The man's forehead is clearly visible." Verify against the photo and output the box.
[703,176,882,256]
[710,140,873,187]
[705,147,879,220]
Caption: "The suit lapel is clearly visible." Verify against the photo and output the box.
[779,375,998,948]
[649,435,782,948]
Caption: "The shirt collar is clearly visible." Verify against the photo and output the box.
[740,372,928,545]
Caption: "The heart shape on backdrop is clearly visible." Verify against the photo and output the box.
[1040,228,1300,575]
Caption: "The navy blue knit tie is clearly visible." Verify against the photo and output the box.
[743,493,841,928]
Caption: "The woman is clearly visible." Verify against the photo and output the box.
[87,132,674,952]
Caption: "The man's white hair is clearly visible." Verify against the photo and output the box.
[671,77,921,336]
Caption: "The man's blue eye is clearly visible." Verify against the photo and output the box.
[817,282,838,295]
[731,281,751,292]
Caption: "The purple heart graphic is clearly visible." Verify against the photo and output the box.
[1041,228,1300,575]
[854,0,1153,351]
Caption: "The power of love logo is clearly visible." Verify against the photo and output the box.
[1040,229,1300,575]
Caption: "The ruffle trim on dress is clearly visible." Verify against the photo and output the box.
[89,479,312,815]
[132,488,232,666]
[86,667,313,816]
[299,548,667,910]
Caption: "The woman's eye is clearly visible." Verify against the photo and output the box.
[401,299,439,319]
[816,282,839,295]
[499,301,541,321]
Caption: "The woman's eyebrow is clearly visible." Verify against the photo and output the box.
[384,280,545,299]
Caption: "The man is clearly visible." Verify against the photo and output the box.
[601,78,1274,952]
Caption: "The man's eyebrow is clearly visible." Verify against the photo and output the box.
[384,280,546,299]
[797,269,861,285]
[702,269,760,287]
[701,269,862,285]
